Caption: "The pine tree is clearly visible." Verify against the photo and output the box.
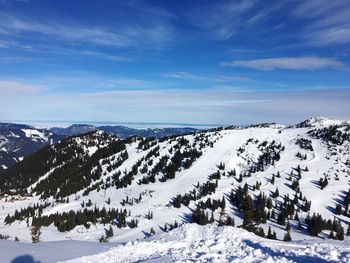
[283,231,292,241]
[273,188,279,198]
[335,204,342,215]
[31,225,41,243]
[337,226,344,241]
[107,225,114,238]
[99,235,108,242]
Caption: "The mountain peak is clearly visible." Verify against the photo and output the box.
[295,117,349,128]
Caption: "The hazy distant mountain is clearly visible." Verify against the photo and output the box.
[49,124,97,136]
[98,125,197,139]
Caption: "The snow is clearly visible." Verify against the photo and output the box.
[298,117,350,128]
[0,119,350,262]
[21,129,49,142]
[0,239,116,263]
[1,225,349,263]
[62,225,350,263]
[1,125,350,243]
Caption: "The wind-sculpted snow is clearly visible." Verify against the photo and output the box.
[62,225,350,263]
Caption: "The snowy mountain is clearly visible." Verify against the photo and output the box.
[0,117,350,262]
[0,122,197,172]
[0,123,63,173]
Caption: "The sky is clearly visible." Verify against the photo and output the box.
[0,0,349,126]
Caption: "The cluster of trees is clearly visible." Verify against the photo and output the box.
[231,185,271,234]
[334,189,350,216]
[6,206,134,233]
[159,148,202,182]
[138,155,169,184]
[193,133,215,149]
[139,142,202,185]
[227,175,317,240]
[308,125,349,145]
[319,177,329,189]
[197,197,226,211]
[295,138,313,151]
[4,202,50,224]
[191,207,215,225]
[244,141,284,175]
[306,213,344,240]
[172,179,218,208]
[144,146,160,161]
[296,151,307,160]
[103,150,129,174]
[190,206,235,227]
[137,137,157,151]
[0,132,130,198]
[161,221,179,232]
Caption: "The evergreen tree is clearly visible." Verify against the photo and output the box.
[283,231,292,241]
[273,188,279,198]
[335,204,342,215]
[31,225,41,243]
[107,225,114,238]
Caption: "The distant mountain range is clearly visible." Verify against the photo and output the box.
[49,124,197,138]
[0,122,197,172]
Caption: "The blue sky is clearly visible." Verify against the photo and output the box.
[0,0,349,125]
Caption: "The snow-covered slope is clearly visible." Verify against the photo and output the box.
[0,122,198,172]
[0,117,350,262]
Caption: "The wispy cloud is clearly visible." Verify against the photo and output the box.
[73,50,132,62]
[221,57,344,70]
[162,72,205,80]
[163,71,252,82]
[0,11,174,49]
[291,0,350,46]
[187,0,287,41]
[213,75,252,82]
[188,0,258,40]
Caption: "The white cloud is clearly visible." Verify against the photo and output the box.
[0,12,174,49]
[291,0,350,46]
[222,57,344,70]
[0,80,46,95]
[163,72,205,80]
[163,72,252,82]
[188,0,257,40]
